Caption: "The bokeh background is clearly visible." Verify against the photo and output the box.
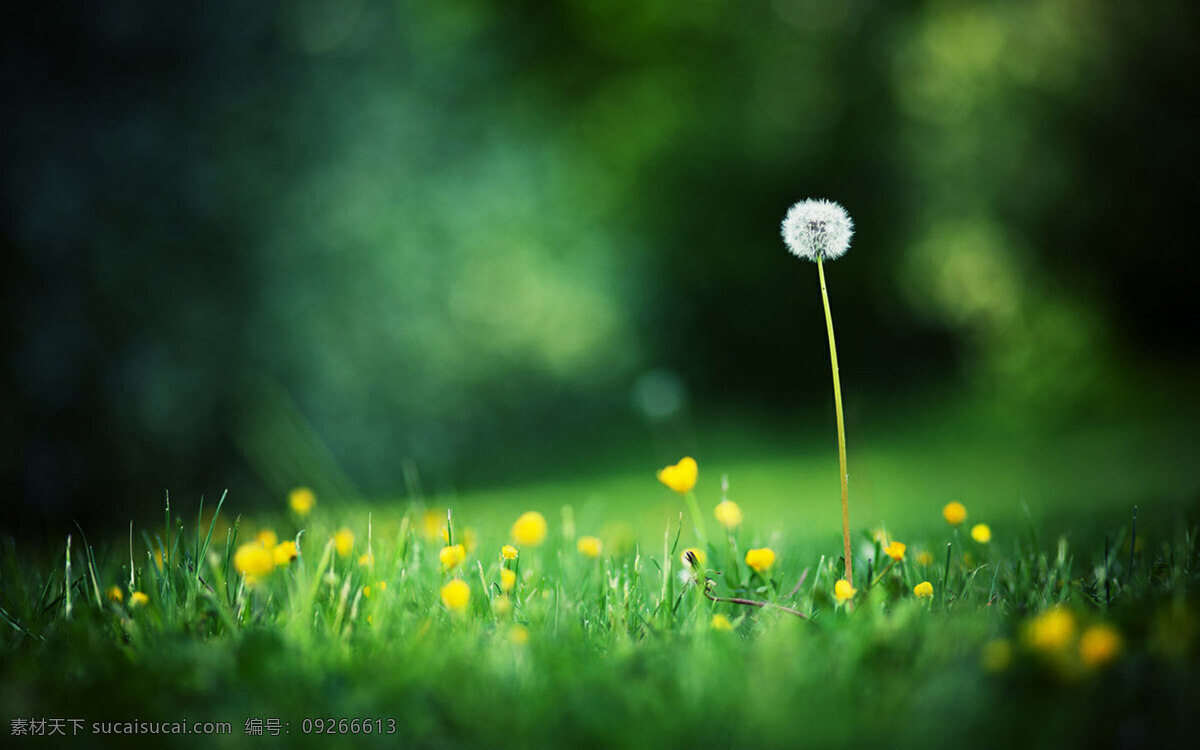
[3,0,1198,531]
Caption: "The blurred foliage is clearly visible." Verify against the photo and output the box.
[1,0,1197,524]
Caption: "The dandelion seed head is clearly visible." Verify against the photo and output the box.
[781,198,854,262]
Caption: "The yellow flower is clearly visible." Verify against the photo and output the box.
[509,624,529,645]
[420,509,445,541]
[916,550,934,566]
[834,579,857,603]
[492,596,512,616]
[744,547,776,574]
[1026,607,1076,652]
[971,524,992,544]
[501,545,519,561]
[1079,624,1121,668]
[981,639,1013,672]
[363,585,372,599]
[683,547,707,566]
[711,613,734,631]
[364,580,388,599]
[440,579,471,612]
[333,528,355,557]
[713,500,743,530]
[913,581,934,598]
[288,487,316,516]
[272,541,298,566]
[106,586,124,603]
[500,568,517,593]
[577,536,602,559]
[943,501,967,525]
[358,552,374,568]
[656,456,698,494]
[234,542,274,577]
[256,530,278,549]
[129,591,149,607]
[439,544,467,570]
[511,511,547,547]
[884,541,907,561]
[460,527,479,553]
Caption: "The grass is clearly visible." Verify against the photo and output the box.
[2,403,1198,749]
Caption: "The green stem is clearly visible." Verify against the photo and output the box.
[683,491,708,549]
[817,258,853,584]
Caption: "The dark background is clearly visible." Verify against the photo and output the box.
[3,0,1197,530]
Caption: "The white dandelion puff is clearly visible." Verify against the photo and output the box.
[781,198,854,262]
[678,566,699,589]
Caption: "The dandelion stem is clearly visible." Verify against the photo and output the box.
[817,258,852,584]
[703,579,807,619]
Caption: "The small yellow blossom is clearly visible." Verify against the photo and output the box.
[500,568,517,593]
[913,581,934,598]
[916,550,934,566]
[333,528,355,557]
[439,544,466,570]
[460,527,479,553]
[107,586,124,603]
[358,552,374,568]
[272,541,298,566]
[982,639,1013,672]
[256,530,278,549]
[834,578,857,603]
[943,501,967,525]
[682,547,707,567]
[420,510,445,542]
[492,596,512,616]
[511,511,548,547]
[971,524,992,544]
[501,545,518,561]
[577,536,602,559]
[363,585,372,599]
[1079,624,1122,668]
[744,547,776,574]
[366,614,373,625]
[1026,607,1076,652]
[713,500,743,530]
[711,613,734,631]
[288,486,316,516]
[884,541,907,561]
[234,542,274,577]
[657,456,698,494]
[509,624,529,645]
[440,579,471,612]
[129,591,149,607]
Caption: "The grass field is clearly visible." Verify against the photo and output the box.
[2,395,1198,749]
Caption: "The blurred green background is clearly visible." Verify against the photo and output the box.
[2,0,1197,529]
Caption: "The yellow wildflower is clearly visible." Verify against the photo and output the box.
[440,579,470,612]
[744,547,776,574]
[439,544,467,570]
[509,625,529,645]
[711,613,734,631]
[460,527,479,553]
[884,541,906,561]
[273,541,298,566]
[256,530,278,549]
[501,545,518,561]
[358,552,374,568]
[1026,607,1076,652]
[834,578,857,603]
[492,596,512,616]
[288,486,316,516]
[981,639,1013,672]
[129,591,149,607]
[971,524,992,544]
[916,550,934,566]
[333,528,355,557]
[420,509,445,541]
[577,536,602,559]
[943,501,967,525]
[1079,624,1121,668]
[511,511,547,547]
[500,568,517,593]
[713,500,743,530]
[234,542,274,577]
[913,581,934,598]
[106,586,124,603]
[656,456,698,494]
[683,547,707,566]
